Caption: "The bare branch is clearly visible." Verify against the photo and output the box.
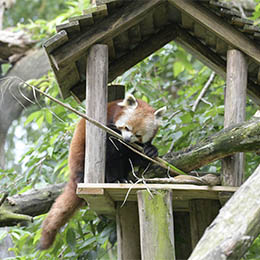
[192,72,216,112]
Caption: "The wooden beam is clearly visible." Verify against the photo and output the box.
[116,202,141,260]
[51,0,164,69]
[175,26,260,106]
[84,44,108,183]
[175,26,226,78]
[77,183,238,198]
[169,0,260,64]
[109,24,178,82]
[137,190,176,260]
[77,189,115,216]
[222,49,247,186]
[77,183,237,215]
[43,30,68,54]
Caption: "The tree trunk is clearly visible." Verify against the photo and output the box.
[188,163,260,260]
[0,48,50,167]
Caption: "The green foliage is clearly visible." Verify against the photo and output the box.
[252,0,260,25]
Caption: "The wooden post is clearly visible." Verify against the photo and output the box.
[189,199,220,249]
[222,49,247,186]
[116,202,141,260]
[137,189,176,260]
[84,44,108,183]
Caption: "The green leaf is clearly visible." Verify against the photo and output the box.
[36,115,44,128]
[66,228,76,248]
[173,62,184,77]
[45,110,53,125]
[24,111,41,126]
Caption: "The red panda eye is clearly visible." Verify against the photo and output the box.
[136,134,142,138]
[125,126,130,131]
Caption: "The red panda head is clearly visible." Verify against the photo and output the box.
[114,94,166,144]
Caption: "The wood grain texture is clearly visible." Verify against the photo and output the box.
[170,0,260,64]
[222,49,247,186]
[84,44,108,183]
[189,199,220,249]
[137,189,175,260]
[116,202,141,260]
[52,0,163,68]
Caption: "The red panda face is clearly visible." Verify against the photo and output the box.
[115,94,166,144]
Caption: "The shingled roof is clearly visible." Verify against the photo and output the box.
[43,0,260,104]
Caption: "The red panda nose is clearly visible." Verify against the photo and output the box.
[123,136,132,143]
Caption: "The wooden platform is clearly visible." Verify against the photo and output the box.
[77,183,237,215]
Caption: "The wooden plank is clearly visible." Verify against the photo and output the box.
[77,183,238,192]
[51,0,164,68]
[174,26,260,106]
[205,30,216,48]
[194,23,207,40]
[116,202,141,260]
[70,82,124,103]
[169,0,260,64]
[69,13,94,27]
[243,24,260,34]
[113,30,129,55]
[96,0,125,12]
[78,189,115,215]
[189,199,220,249]
[153,2,168,29]
[175,26,226,79]
[51,62,80,99]
[128,24,141,49]
[43,30,68,54]
[222,49,247,186]
[139,11,155,37]
[84,44,108,183]
[181,13,194,30]
[56,20,80,34]
[109,24,178,82]
[216,38,227,56]
[77,183,238,203]
[137,190,176,260]
[230,17,253,28]
[105,39,116,59]
[83,4,108,21]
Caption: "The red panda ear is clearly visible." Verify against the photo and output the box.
[154,106,166,122]
[118,94,138,109]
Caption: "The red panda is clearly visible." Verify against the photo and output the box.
[39,94,166,250]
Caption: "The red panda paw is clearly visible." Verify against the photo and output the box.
[143,143,158,158]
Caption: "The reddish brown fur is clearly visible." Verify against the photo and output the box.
[39,119,86,250]
[39,99,157,250]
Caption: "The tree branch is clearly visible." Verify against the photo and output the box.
[0,183,65,226]
[144,117,260,177]
[192,71,215,112]
[189,163,260,260]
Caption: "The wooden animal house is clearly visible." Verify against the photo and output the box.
[43,0,260,259]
